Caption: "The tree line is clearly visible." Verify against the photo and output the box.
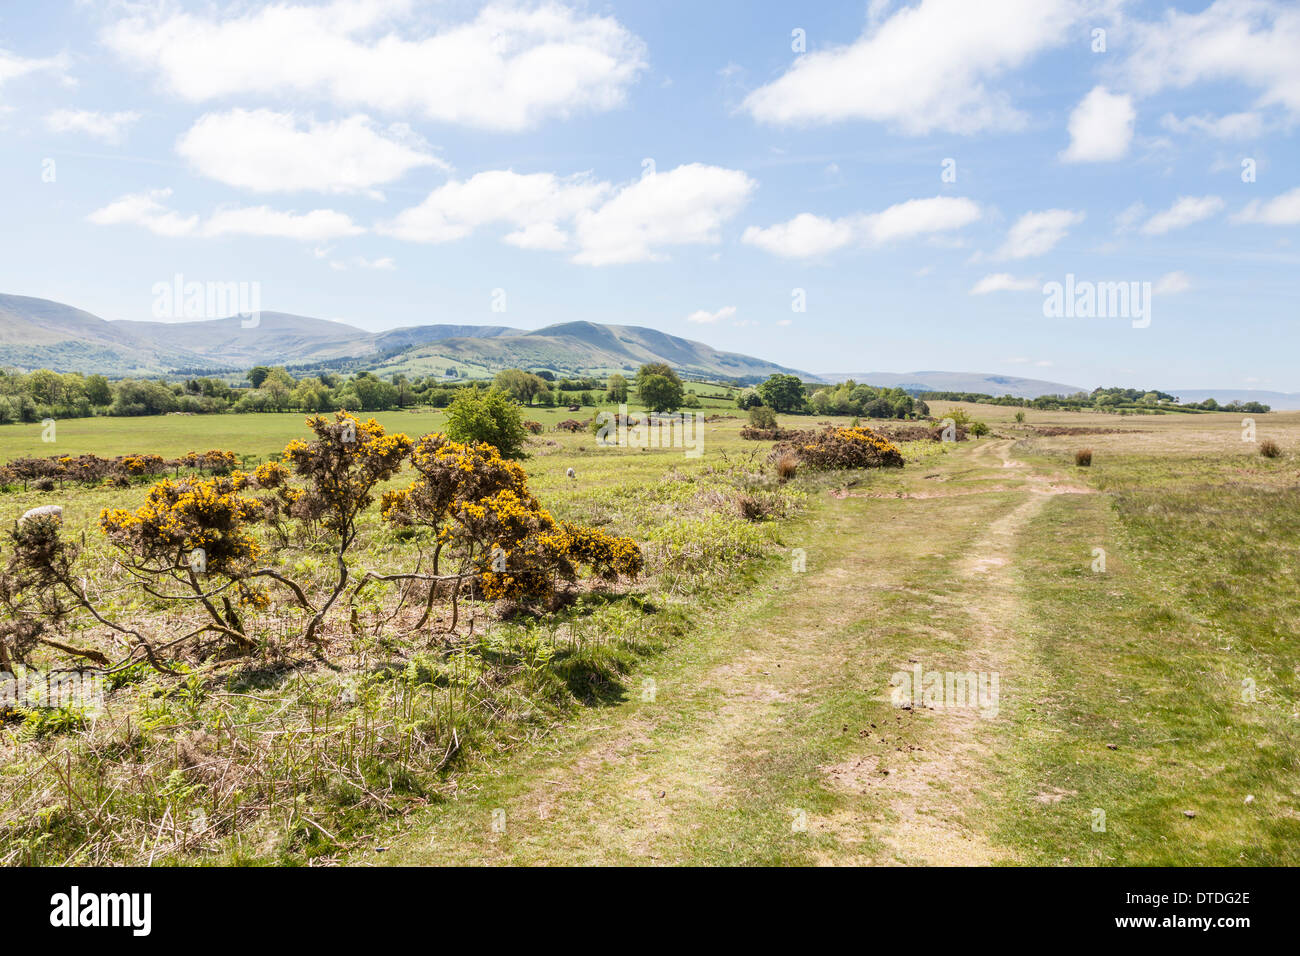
[917,386,1270,413]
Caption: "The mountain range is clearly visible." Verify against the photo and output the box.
[2,294,1293,406]
[0,294,807,382]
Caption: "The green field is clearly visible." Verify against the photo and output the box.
[2,404,1297,865]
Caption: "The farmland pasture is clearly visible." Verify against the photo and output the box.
[2,404,1298,865]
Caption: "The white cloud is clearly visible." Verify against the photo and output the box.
[686,306,737,324]
[204,206,362,241]
[741,0,1077,134]
[86,189,199,238]
[1060,86,1135,163]
[177,109,443,196]
[1155,271,1192,294]
[970,273,1037,294]
[380,169,609,246]
[87,189,362,240]
[996,209,1085,258]
[503,221,571,251]
[742,196,980,259]
[1232,185,1300,225]
[45,109,140,143]
[0,48,67,91]
[861,196,982,244]
[381,163,753,265]
[572,164,756,265]
[741,213,856,258]
[1120,0,1300,119]
[1141,195,1224,235]
[103,0,646,132]
[1159,111,1265,139]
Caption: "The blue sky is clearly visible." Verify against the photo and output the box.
[0,0,1297,390]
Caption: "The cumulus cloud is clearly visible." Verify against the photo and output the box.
[203,206,363,241]
[571,164,756,265]
[742,196,980,259]
[1060,86,1135,163]
[381,163,754,265]
[995,209,1085,259]
[87,189,362,240]
[970,273,1037,294]
[1231,185,1300,225]
[379,169,610,246]
[1140,195,1224,235]
[0,48,67,91]
[45,109,140,143]
[861,196,982,244]
[686,306,736,324]
[503,221,571,251]
[1120,0,1300,119]
[177,109,444,195]
[87,189,199,238]
[741,0,1078,134]
[740,213,856,259]
[102,0,646,131]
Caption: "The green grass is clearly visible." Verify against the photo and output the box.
[0,406,848,865]
[5,407,1297,866]
[992,451,1300,864]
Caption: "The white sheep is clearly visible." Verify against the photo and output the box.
[21,504,63,524]
[565,467,576,480]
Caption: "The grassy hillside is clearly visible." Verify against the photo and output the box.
[367,321,813,381]
[0,294,806,382]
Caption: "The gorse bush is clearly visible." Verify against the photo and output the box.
[381,434,641,611]
[1,413,643,671]
[775,426,905,470]
[1,449,243,492]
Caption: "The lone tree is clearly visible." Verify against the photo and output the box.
[493,368,550,405]
[445,386,529,459]
[605,373,629,403]
[636,363,684,413]
[757,373,807,413]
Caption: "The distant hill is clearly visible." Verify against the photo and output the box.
[0,294,808,382]
[821,370,1088,399]
[7,294,1281,401]
[0,294,205,376]
[372,324,519,352]
[367,320,812,381]
[114,312,380,368]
